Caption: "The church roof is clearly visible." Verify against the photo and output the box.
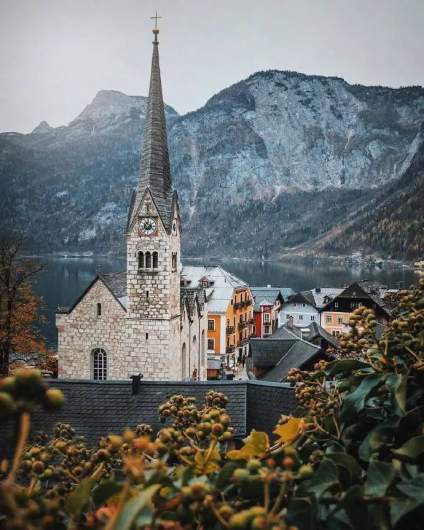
[128,28,174,232]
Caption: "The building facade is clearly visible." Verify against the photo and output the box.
[181,267,254,369]
[321,281,392,336]
[251,287,288,338]
[278,288,343,328]
[57,27,207,381]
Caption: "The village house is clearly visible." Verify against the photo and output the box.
[279,288,343,328]
[321,281,393,336]
[181,266,254,370]
[56,27,208,381]
[250,286,294,338]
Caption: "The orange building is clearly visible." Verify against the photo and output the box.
[181,266,254,371]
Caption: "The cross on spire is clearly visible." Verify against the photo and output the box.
[150,11,162,43]
[151,11,161,30]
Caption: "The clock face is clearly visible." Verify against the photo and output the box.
[139,217,157,236]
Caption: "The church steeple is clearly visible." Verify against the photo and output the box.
[128,19,174,232]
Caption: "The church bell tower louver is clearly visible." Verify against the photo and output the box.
[126,19,182,379]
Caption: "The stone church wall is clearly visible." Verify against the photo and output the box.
[57,279,127,379]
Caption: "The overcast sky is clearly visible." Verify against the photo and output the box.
[1,0,423,133]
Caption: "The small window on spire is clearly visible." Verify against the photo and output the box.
[97,303,102,317]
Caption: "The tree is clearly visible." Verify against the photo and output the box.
[0,235,45,376]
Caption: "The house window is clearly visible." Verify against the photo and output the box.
[310,315,315,321]
[145,252,152,269]
[207,339,215,351]
[337,317,343,325]
[326,315,332,324]
[334,302,339,309]
[263,313,270,323]
[138,251,144,270]
[153,251,158,269]
[264,324,271,335]
[299,314,303,321]
[208,319,215,331]
[96,303,102,317]
[92,348,107,380]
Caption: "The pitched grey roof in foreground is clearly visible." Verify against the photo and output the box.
[0,380,296,448]
[250,338,298,368]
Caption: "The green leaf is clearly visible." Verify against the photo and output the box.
[365,461,396,496]
[216,462,239,490]
[397,474,424,501]
[326,359,370,377]
[327,453,363,483]
[385,374,407,413]
[92,481,123,506]
[286,497,316,530]
[392,435,424,460]
[65,477,95,516]
[113,485,160,530]
[342,374,384,417]
[303,459,339,498]
[358,424,394,462]
[390,498,424,526]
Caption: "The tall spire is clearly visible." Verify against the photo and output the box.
[128,16,173,231]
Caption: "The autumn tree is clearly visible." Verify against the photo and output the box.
[0,235,46,376]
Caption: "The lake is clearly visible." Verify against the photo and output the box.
[32,256,418,348]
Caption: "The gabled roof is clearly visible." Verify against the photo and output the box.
[287,288,343,309]
[57,272,127,315]
[250,287,286,311]
[182,266,248,314]
[263,340,320,382]
[324,281,392,316]
[250,337,298,368]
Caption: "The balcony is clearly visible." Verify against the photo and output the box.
[226,326,235,334]
[234,302,242,310]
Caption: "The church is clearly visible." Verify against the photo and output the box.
[57,25,208,381]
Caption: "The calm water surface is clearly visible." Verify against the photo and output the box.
[32,256,418,348]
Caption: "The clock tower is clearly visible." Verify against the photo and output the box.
[126,23,182,378]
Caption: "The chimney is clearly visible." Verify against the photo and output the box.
[315,287,321,293]
[267,284,271,288]
[287,315,294,329]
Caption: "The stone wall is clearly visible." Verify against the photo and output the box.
[57,279,127,379]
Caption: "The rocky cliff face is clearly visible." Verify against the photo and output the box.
[1,72,423,259]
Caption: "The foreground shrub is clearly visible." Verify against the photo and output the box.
[0,277,423,529]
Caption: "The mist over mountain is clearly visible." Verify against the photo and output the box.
[1,71,423,259]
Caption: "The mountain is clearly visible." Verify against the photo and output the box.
[1,73,424,259]
[314,124,424,259]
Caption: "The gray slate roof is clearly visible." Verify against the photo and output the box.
[263,340,320,382]
[251,287,294,311]
[128,32,175,232]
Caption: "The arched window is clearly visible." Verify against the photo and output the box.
[138,251,144,270]
[181,343,187,379]
[92,348,107,380]
[153,251,158,268]
[145,252,152,269]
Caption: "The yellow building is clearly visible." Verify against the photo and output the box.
[181,266,253,370]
